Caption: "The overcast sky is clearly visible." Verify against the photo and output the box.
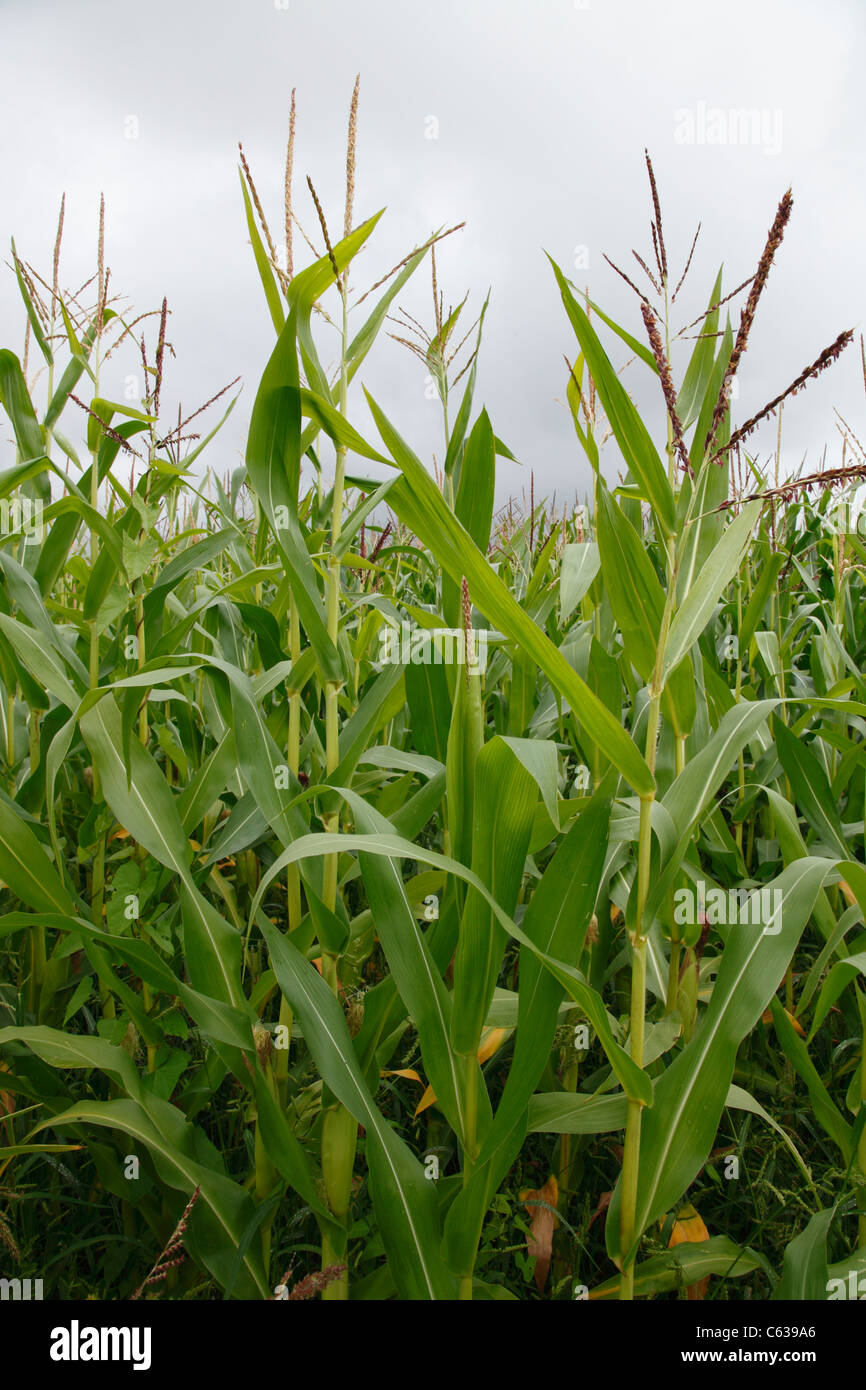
[1,0,864,508]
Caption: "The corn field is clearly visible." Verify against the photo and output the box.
[2,87,866,1309]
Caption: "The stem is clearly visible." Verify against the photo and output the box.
[88,389,101,711]
[29,921,46,1018]
[665,938,682,1014]
[462,1053,480,1180]
[665,736,687,1012]
[254,1056,279,1277]
[558,1028,581,1219]
[136,590,148,745]
[29,707,40,775]
[318,280,355,1301]
[857,989,866,1246]
[87,464,111,1009]
[320,1105,356,1301]
[619,796,652,1299]
[5,688,14,785]
[143,982,156,1072]
[322,284,349,920]
[663,281,675,487]
[735,571,746,854]
[92,835,114,1018]
[86,337,111,1015]
[458,1055,480,1301]
[276,603,303,1103]
[619,693,660,1299]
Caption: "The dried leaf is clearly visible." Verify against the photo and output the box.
[521,1175,559,1292]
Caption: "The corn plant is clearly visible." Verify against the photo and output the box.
[0,85,865,1303]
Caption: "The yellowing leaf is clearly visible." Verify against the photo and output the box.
[761,1005,805,1036]
[668,1203,710,1300]
[413,1026,512,1116]
[478,1026,510,1064]
[839,879,857,907]
[668,1203,709,1247]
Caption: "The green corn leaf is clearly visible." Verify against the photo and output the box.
[643,699,778,923]
[596,480,663,683]
[527,1092,628,1134]
[0,796,77,916]
[363,390,655,797]
[771,997,853,1163]
[79,695,243,1007]
[0,349,45,463]
[43,314,99,431]
[36,1096,268,1298]
[550,258,674,535]
[443,298,489,478]
[689,316,733,471]
[608,856,838,1267]
[596,480,695,734]
[443,408,496,628]
[663,499,761,678]
[585,296,658,373]
[0,1027,140,1093]
[741,548,785,652]
[258,915,457,1300]
[289,214,384,401]
[444,796,611,1276]
[772,714,849,859]
[33,421,149,596]
[560,542,600,621]
[245,304,340,684]
[446,661,484,872]
[771,1207,835,1301]
[677,268,723,426]
[810,951,866,1039]
[248,826,651,1107]
[0,613,81,709]
[590,1237,765,1301]
[451,737,538,1055]
[342,787,468,1146]
[11,241,52,365]
[252,1072,339,1230]
[239,168,285,334]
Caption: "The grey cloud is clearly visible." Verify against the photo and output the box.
[1,0,863,503]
